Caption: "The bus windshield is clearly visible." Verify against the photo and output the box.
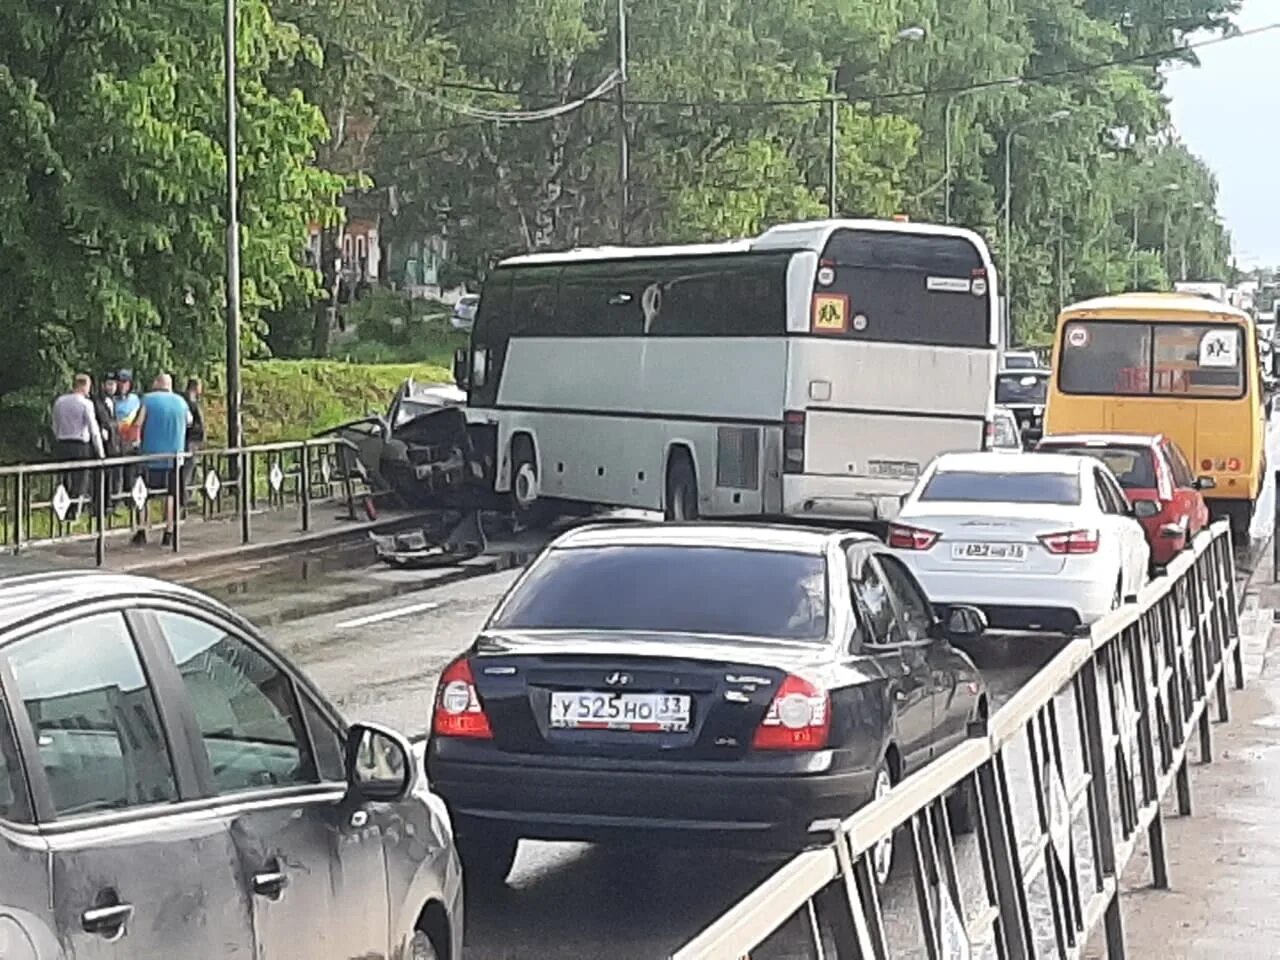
[1058,320,1245,399]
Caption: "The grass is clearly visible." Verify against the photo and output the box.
[203,354,462,446]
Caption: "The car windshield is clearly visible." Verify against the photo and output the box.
[1003,354,1038,369]
[996,373,1048,404]
[920,470,1080,505]
[491,545,829,640]
[391,398,443,427]
[1040,445,1155,489]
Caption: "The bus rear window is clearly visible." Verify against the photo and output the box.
[814,230,991,349]
[1058,320,1245,399]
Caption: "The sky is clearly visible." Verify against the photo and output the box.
[1165,1,1280,269]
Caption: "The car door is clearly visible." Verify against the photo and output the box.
[846,545,934,774]
[1094,467,1147,593]
[873,553,975,756]
[0,608,252,960]
[141,607,391,960]
[1164,439,1210,534]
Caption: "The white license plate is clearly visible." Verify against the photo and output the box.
[868,460,920,480]
[549,692,692,731]
[950,542,1027,561]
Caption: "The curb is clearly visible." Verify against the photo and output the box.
[115,511,438,578]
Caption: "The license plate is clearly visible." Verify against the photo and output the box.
[868,459,920,480]
[950,542,1027,561]
[549,692,692,731]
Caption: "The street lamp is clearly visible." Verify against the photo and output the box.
[224,0,243,450]
[828,25,927,217]
[1001,109,1070,347]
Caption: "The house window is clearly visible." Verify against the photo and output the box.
[356,235,368,270]
[342,235,352,263]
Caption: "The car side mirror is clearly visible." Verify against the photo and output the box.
[942,605,987,640]
[452,348,470,389]
[345,722,415,803]
[1196,476,1217,491]
[1132,500,1161,519]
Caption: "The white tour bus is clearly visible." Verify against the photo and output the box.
[458,218,999,523]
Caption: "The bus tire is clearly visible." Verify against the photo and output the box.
[509,435,555,529]
[664,450,699,522]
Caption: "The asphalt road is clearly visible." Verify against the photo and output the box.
[192,425,1277,960]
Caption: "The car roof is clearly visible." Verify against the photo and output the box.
[933,451,1086,475]
[550,521,876,554]
[1040,432,1161,449]
[0,572,219,635]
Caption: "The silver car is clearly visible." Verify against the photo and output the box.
[0,572,462,960]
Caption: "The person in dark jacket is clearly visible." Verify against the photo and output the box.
[182,377,206,504]
[91,372,121,503]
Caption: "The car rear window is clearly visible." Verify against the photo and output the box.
[491,546,828,640]
[1039,446,1155,489]
[919,470,1080,505]
[996,373,1048,404]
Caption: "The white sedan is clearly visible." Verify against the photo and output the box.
[888,451,1150,634]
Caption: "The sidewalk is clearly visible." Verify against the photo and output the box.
[0,501,429,579]
[1116,552,1280,958]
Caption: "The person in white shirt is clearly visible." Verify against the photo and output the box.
[51,374,105,519]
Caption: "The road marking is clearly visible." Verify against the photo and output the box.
[337,601,442,629]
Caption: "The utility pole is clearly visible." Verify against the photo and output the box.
[1131,207,1140,289]
[615,0,629,244]
[827,71,838,218]
[224,0,242,450]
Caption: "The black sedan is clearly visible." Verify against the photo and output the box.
[427,522,989,889]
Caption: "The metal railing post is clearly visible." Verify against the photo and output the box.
[170,457,181,554]
[239,449,251,545]
[300,443,312,532]
[1080,655,1128,950]
[95,464,107,567]
[340,444,357,521]
[1273,469,1279,583]
[977,754,1033,959]
[13,469,24,554]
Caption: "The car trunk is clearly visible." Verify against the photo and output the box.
[901,504,1080,575]
[469,632,819,762]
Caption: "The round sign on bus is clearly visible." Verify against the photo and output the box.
[1067,326,1089,348]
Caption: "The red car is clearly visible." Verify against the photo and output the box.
[1036,433,1213,569]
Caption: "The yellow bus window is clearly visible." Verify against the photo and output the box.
[1059,319,1244,399]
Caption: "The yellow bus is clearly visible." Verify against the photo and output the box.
[1043,292,1266,539]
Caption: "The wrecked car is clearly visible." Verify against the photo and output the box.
[317,378,491,510]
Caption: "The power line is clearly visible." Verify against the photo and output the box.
[624,21,1280,109]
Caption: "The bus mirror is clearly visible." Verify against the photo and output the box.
[452,348,469,389]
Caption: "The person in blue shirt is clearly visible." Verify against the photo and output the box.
[131,373,192,547]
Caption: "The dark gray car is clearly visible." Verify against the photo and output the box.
[0,572,462,960]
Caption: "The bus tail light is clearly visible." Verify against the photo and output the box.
[1227,457,1242,472]
[887,523,940,551]
[783,411,806,474]
[982,419,994,450]
[1038,529,1100,555]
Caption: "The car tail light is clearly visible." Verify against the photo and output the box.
[783,410,806,474]
[1037,529,1100,555]
[433,657,493,739]
[887,523,939,551]
[982,419,994,451]
[753,675,830,751]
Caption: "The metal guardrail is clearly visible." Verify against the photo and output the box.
[674,523,1242,960]
[0,438,364,565]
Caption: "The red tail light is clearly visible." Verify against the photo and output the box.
[433,657,493,739]
[783,410,806,474]
[1037,529,1100,555]
[1227,457,1241,472]
[983,419,994,451]
[753,675,830,751]
[887,523,939,551]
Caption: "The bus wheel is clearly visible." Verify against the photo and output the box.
[510,436,554,529]
[665,451,699,521]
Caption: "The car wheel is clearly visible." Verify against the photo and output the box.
[509,436,555,530]
[870,763,896,885]
[946,775,979,836]
[457,828,519,890]
[664,451,699,521]
[410,931,439,960]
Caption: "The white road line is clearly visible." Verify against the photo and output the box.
[336,601,442,629]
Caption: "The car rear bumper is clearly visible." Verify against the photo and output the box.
[916,569,1116,628]
[783,474,910,522]
[429,758,877,850]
